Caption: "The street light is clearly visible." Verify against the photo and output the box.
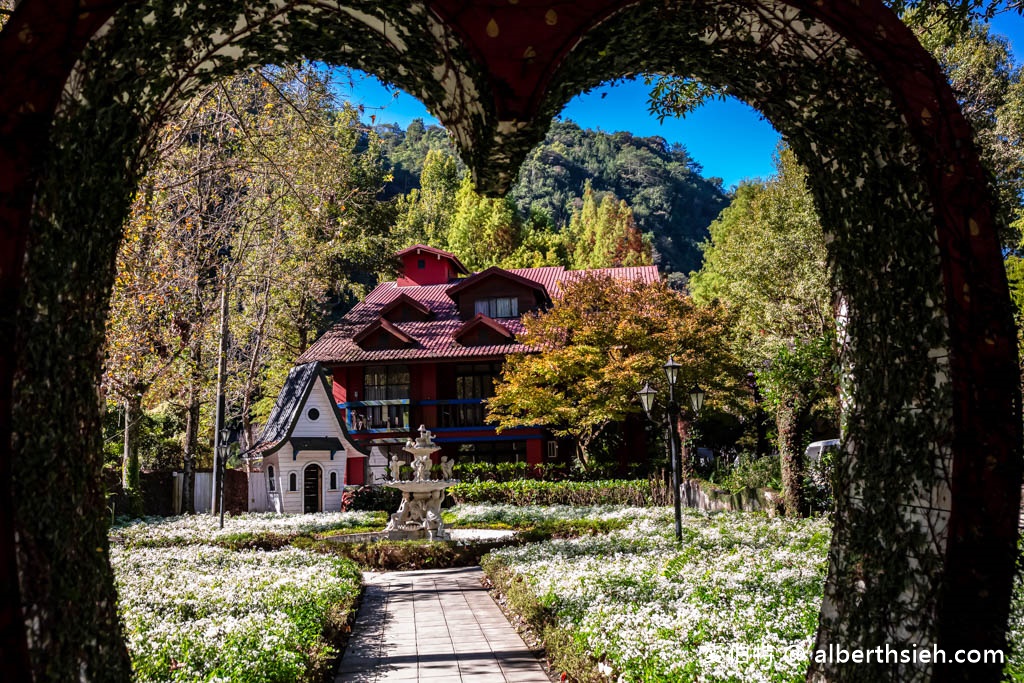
[688,384,705,415]
[637,358,706,543]
[216,427,230,529]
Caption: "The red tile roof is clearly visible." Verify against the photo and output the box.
[446,265,549,300]
[453,313,515,342]
[352,317,415,346]
[298,264,660,365]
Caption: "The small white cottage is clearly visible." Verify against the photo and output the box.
[246,362,368,513]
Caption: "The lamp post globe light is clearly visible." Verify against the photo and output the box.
[637,357,705,543]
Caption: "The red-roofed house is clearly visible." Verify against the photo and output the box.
[298,245,659,484]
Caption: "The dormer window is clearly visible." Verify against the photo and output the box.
[380,294,432,323]
[353,318,415,350]
[475,297,518,318]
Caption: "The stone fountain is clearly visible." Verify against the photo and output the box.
[383,425,457,541]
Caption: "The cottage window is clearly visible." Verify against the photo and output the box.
[474,297,518,318]
[267,466,276,491]
[289,473,297,491]
[329,471,338,490]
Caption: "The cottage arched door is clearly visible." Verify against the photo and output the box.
[0,1,1019,681]
[303,464,323,514]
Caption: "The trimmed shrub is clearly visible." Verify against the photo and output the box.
[342,485,403,512]
[446,479,671,507]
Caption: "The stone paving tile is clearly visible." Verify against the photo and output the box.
[335,567,550,683]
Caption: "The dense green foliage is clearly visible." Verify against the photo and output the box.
[380,119,727,276]
[687,147,838,514]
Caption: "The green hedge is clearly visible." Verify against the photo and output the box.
[446,479,671,506]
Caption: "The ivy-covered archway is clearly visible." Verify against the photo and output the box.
[0,1,1018,681]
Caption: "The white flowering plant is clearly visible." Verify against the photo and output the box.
[111,510,384,547]
[483,507,831,682]
[111,544,361,682]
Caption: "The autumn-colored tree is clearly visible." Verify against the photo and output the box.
[487,274,740,468]
[104,65,396,510]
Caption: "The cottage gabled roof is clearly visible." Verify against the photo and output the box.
[380,292,432,321]
[298,264,660,365]
[245,361,365,457]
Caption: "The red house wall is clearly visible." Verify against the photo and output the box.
[346,457,365,486]
[527,439,543,472]
[397,252,457,286]
[412,364,438,427]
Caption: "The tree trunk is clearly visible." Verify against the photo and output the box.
[181,383,199,515]
[677,416,694,480]
[121,392,141,493]
[777,396,805,517]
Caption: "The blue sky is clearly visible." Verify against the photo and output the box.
[338,11,1023,189]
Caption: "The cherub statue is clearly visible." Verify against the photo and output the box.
[440,455,455,480]
[412,454,430,482]
[389,455,402,481]
[406,496,427,524]
[386,493,411,530]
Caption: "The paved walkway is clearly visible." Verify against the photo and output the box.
[335,567,552,683]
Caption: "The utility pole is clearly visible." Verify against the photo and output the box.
[211,246,231,522]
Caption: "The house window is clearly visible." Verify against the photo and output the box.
[457,440,527,465]
[442,363,501,427]
[418,258,426,269]
[329,471,338,490]
[268,465,276,491]
[474,297,518,318]
[364,365,410,400]
[456,363,500,400]
[289,473,297,491]
[362,365,410,430]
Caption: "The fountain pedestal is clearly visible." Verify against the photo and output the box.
[383,426,457,541]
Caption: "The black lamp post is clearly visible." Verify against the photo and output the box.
[638,357,705,543]
[216,427,230,529]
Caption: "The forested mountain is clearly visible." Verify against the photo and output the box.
[378,119,728,277]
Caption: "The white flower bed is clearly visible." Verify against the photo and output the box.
[111,544,361,682]
[446,503,649,527]
[111,511,382,545]
[486,507,831,682]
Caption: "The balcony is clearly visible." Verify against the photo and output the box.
[340,397,495,432]
[342,399,410,432]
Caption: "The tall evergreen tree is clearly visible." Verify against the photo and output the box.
[567,181,652,269]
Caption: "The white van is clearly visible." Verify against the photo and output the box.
[805,439,840,463]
